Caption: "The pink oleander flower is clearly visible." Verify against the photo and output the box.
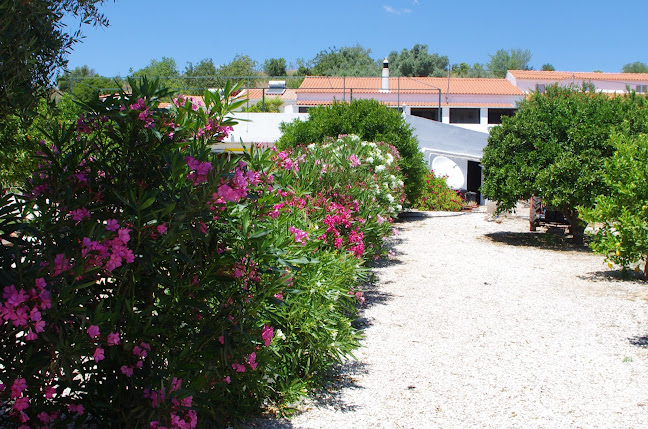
[44,386,56,399]
[288,226,309,244]
[261,324,274,346]
[68,403,84,415]
[156,223,167,234]
[349,154,361,167]
[69,208,90,224]
[107,332,120,346]
[121,365,134,377]
[218,335,225,344]
[106,219,120,231]
[223,376,231,384]
[117,227,131,243]
[231,362,246,373]
[247,352,258,370]
[93,347,105,362]
[130,98,146,111]
[11,378,27,399]
[13,396,29,412]
[87,325,100,339]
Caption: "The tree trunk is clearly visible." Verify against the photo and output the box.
[562,208,585,246]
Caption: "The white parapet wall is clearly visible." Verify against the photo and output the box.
[218,112,309,152]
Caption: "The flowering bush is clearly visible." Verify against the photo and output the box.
[414,170,464,211]
[0,79,405,426]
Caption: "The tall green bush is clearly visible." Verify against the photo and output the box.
[277,99,427,204]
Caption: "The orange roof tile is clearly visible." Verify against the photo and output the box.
[508,70,648,81]
[297,76,523,96]
[297,100,516,108]
[242,88,297,100]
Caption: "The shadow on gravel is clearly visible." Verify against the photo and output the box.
[629,335,648,348]
[578,269,646,283]
[485,230,591,253]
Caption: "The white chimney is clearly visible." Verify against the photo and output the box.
[381,58,389,92]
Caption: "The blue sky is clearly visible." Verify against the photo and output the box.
[65,0,646,77]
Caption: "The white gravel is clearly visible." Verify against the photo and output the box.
[245,210,648,429]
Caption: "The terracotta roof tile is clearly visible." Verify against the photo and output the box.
[509,70,648,81]
[242,88,297,100]
[297,100,516,108]
[297,76,522,96]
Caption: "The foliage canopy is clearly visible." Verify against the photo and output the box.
[482,85,648,241]
[388,44,449,77]
[277,99,427,203]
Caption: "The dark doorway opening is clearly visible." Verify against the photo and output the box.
[467,161,482,203]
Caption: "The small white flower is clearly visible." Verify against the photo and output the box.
[366,157,374,164]
[307,143,316,150]
[375,165,386,172]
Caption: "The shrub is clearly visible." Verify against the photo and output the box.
[277,99,427,205]
[0,79,405,426]
[414,170,464,211]
[243,97,283,113]
[581,131,648,277]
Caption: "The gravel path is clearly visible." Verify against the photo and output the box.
[245,210,648,429]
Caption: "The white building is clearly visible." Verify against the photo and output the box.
[506,70,648,94]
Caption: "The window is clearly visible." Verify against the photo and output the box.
[411,108,441,121]
[449,108,480,124]
[488,108,517,124]
[298,106,310,113]
[536,84,546,93]
[636,85,648,93]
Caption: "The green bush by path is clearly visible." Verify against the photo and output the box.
[277,99,427,205]
[414,170,464,211]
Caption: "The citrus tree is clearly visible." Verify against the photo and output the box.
[581,131,648,277]
[482,86,648,243]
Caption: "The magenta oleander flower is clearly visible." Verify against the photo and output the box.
[106,219,120,231]
[68,403,84,415]
[261,324,274,346]
[117,227,131,243]
[231,362,246,373]
[349,154,361,167]
[69,208,90,223]
[107,332,120,346]
[12,396,29,412]
[247,352,258,370]
[288,226,309,244]
[156,223,167,234]
[87,325,100,339]
[11,378,27,399]
[44,386,56,399]
[223,376,231,384]
[120,365,134,377]
[93,347,105,362]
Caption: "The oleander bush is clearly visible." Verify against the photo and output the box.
[0,79,405,427]
[414,170,464,211]
[277,99,427,205]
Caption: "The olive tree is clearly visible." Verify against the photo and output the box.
[482,85,648,243]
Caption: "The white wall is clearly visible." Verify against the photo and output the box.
[228,112,308,144]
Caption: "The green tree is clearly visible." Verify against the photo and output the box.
[388,44,448,77]
[311,45,380,76]
[295,58,312,76]
[482,85,648,243]
[0,0,109,121]
[242,97,283,113]
[217,54,260,86]
[184,58,218,94]
[451,62,471,77]
[541,63,556,71]
[467,63,492,78]
[57,65,120,101]
[581,132,648,277]
[263,58,287,77]
[277,99,427,203]
[622,61,648,73]
[131,57,183,89]
[487,48,532,78]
